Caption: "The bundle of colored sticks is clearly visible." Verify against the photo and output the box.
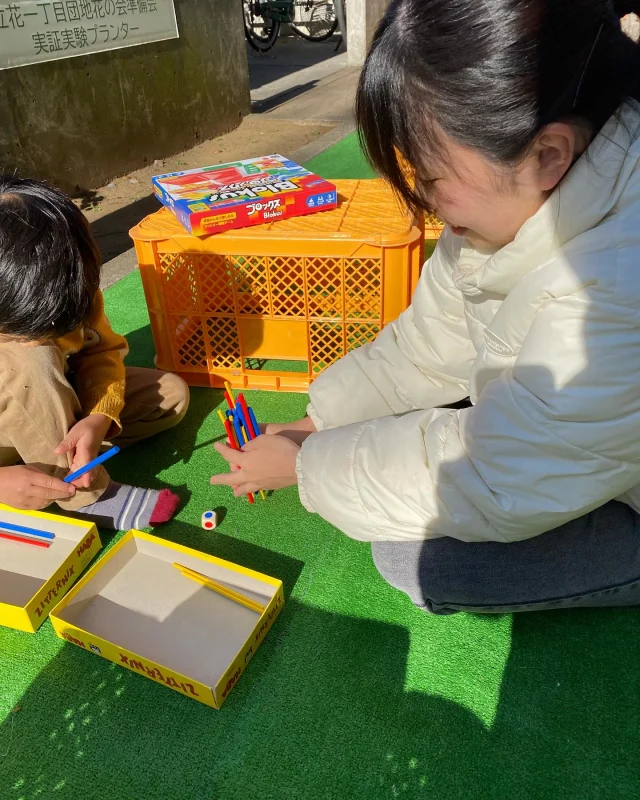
[216,382,266,504]
[0,520,55,548]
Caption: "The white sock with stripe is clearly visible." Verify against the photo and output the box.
[73,481,179,530]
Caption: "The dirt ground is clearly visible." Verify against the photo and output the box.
[81,115,334,224]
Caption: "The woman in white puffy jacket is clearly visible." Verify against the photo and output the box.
[212,0,640,613]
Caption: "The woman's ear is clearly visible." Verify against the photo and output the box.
[534,122,586,191]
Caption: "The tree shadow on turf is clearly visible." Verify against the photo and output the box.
[1,599,639,800]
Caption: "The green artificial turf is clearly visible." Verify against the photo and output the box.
[2,136,640,800]
[305,130,376,179]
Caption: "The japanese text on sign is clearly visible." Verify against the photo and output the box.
[0,0,178,69]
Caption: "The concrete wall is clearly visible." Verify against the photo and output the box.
[346,0,389,66]
[0,0,251,193]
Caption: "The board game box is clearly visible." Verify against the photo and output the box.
[152,154,339,236]
[51,530,284,709]
[0,503,101,633]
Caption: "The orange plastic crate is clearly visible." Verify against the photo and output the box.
[425,213,445,238]
[130,179,427,392]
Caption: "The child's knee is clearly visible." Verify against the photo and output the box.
[159,372,190,425]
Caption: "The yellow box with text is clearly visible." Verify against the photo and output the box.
[0,504,100,633]
[50,530,284,709]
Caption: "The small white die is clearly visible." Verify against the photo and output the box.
[201,510,217,530]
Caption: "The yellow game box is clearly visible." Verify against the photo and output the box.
[50,530,284,709]
[0,504,100,633]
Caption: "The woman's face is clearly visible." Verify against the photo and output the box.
[419,124,584,250]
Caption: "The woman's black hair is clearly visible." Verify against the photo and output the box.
[0,175,101,339]
[356,0,640,213]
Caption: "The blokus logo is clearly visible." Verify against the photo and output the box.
[225,176,279,191]
[208,179,297,203]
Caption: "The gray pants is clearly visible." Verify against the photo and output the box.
[372,501,640,614]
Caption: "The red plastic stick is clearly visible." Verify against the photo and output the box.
[236,393,256,439]
[0,530,50,548]
[223,419,255,504]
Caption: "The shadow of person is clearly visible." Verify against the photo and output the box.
[98,323,225,490]
[2,577,638,800]
[0,597,472,800]
[483,608,640,799]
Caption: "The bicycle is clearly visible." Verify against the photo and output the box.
[243,0,341,53]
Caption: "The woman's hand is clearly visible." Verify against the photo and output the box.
[0,465,75,510]
[55,413,112,488]
[260,416,317,446]
[210,434,301,497]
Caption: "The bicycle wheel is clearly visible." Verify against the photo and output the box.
[243,0,280,52]
[291,0,338,41]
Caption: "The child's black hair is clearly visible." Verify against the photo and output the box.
[356,0,640,213]
[0,175,101,340]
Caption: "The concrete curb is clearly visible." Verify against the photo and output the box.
[290,119,356,164]
[101,248,139,290]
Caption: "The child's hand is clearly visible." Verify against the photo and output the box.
[55,414,112,488]
[0,465,75,510]
[210,434,300,496]
[260,416,317,446]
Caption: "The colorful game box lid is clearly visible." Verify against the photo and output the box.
[152,155,338,236]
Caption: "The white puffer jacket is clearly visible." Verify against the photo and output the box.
[296,102,640,543]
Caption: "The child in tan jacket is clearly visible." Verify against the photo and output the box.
[0,175,188,529]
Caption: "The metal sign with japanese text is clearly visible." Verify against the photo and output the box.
[0,0,178,69]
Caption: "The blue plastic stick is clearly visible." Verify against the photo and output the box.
[234,402,252,441]
[0,520,55,541]
[231,414,245,450]
[64,445,120,484]
[248,407,261,439]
